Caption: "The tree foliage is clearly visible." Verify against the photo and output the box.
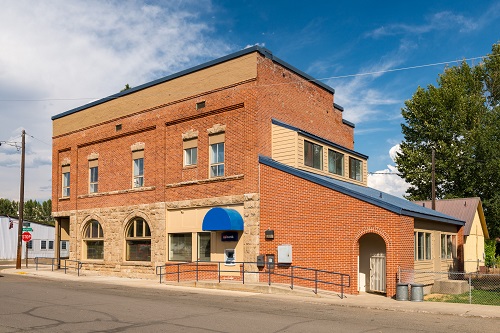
[0,198,54,225]
[396,43,500,239]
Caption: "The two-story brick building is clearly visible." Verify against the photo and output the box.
[51,46,464,297]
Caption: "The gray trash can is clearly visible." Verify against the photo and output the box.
[410,283,424,302]
[396,283,409,301]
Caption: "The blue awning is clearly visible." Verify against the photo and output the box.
[202,208,244,231]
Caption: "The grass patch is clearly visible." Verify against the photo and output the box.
[425,290,500,306]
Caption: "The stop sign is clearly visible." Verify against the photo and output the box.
[22,232,31,242]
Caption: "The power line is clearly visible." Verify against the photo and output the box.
[0,53,496,102]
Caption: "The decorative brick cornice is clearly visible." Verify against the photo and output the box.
[87,152,99,160]
[61,157,71,166]
[130,142,145,152]
[77,186,156,199]
[166,174,244,189]
[207,123,226,135]
[182,130,199,140]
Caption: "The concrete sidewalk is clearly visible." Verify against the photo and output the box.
[1,264,498,319]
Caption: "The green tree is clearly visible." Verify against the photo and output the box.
[120,84,132,92]
[0,198,17,216]
[396,42,500,239]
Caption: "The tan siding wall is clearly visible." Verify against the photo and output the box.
[464,211,485,272]
[271,124,297,167]
[297,135,368,186]
[53,53,258,137]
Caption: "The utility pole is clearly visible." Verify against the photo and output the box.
[16,130,26,269]
[431,148,436,210]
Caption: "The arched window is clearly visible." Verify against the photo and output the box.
[125,218,151,261]
[83,220,104,260]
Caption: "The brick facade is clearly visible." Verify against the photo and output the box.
[52,47,462,296]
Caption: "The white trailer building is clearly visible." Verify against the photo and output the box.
[0,216,56,260]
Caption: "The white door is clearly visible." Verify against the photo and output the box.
[370,254,386,293]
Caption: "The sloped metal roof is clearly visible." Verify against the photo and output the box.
[413,198,488,237]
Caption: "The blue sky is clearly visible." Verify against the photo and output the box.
[1,0,499,201]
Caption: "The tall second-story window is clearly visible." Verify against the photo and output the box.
[62,165,70,197]
[209,133,225,177]
[89,158,98,193]
[349,157,362,181]
[328,150,344,176]
[304,140,323,170]
[132,150,144,188]
[183,138,198,166]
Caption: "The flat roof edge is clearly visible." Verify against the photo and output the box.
[52,46,335,120]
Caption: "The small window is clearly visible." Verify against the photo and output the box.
[48,241,54,250]
[61,241,67,250]
[328,150,344,176]
[27,240,33,250]
[133,157,144,187]
[304,140,323,170]
[349,157,362,181]
[210,142,224,177]
[83,220,104,260]
[169,233,193,261]
[62,165,70,197]
[197,233,211,262]
[196,101,206,110]
[41,240,47,250]
[126,218,151,261]
[116,124,122,131]
[414,231,432,261]
[441,234,457,259]
[89,166,98,193]
[183,138,198,166]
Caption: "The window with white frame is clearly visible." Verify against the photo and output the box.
[89,158,98,193]
[83,220,104,260]
[304,140,323,170]
[27,240,33,249]
[414,231,432,260]
[169,233,192,261]
[209,133,225,177]
[132,150,144,188]
[349,157,362,181]
[441,234,457,259]
[197,232,211,262]
[62,165,70,197]
[126,218,151,261]
[183,138,198,166]
[41,240,47,250]
[328,149,344,176]
[49,241,54,250]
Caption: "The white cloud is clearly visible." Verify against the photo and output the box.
[0,0,233,201]
[366,10,479,39]
[367,144,410,198]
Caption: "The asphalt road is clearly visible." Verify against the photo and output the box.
[0,272,498,333]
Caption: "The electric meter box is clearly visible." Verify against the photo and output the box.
[277,244,292,264]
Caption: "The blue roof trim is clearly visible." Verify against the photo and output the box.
[202,207,244,231]
[52,45,334,120]
[342,119,355,128]
[271,118,367,159]
[258,155,465,226]
[333,103,344,111]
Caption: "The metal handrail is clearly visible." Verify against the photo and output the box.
[34,257,56,271]
[156,261,350,298]
[62,259,83,276]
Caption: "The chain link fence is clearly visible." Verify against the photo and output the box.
[398,268,500,306]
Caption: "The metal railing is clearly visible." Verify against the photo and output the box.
[156,261,350,299]
[398,268,500,305]
[34,257,83,276]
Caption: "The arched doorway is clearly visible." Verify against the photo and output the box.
[358,233,386,293]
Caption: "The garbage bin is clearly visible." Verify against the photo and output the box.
[410,283,424,302]
[396,283,409,301]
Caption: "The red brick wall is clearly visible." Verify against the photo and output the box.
[259,163,415,297]
[255,54,354,158]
